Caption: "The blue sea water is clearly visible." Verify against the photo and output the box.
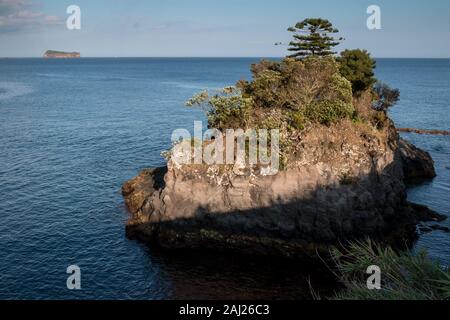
[0,58,449,300]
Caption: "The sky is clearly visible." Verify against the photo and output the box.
[1,0,450,58]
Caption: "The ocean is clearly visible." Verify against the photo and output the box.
[0,58,449,299]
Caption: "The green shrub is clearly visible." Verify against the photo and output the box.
[304,100,354,125]
[186,87,253,130]
[289,111,306,130]
[338,49,377,94]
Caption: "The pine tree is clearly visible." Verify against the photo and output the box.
[287,18,343,59]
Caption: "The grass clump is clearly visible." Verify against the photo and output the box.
[330,240,450,300]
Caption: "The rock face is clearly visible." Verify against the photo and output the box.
[399,138,436,180]
[122,119,439,258]
[43,50,80,58]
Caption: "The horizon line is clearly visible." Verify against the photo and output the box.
[1,56,450,59]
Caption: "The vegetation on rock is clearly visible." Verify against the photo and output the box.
[188,57,354,130]
[186,87,253,130]
[186,18,401,170]
[372,81,401,111]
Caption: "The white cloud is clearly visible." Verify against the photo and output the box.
[0,0,28,14]
[0,0,63,32]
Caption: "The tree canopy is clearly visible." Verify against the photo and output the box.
[287,18,343,59]
[338,49,377,94]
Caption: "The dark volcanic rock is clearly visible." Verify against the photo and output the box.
[408,202,446,222]
[398,138,436,180]
[418,223,450,235]
[429,225,450,233]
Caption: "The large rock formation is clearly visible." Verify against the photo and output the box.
[122,119,439,258]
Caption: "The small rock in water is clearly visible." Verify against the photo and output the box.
[419,224,450,234]
[429,224,450,233]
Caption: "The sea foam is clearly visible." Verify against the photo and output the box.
[0,82,33,101]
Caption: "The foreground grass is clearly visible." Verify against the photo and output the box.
[330,240,450,300]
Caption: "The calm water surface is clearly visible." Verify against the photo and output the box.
[0,58,448,299]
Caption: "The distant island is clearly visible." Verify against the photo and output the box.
[43,50,81,58]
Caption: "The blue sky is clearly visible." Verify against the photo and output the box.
[1,0,450,57]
